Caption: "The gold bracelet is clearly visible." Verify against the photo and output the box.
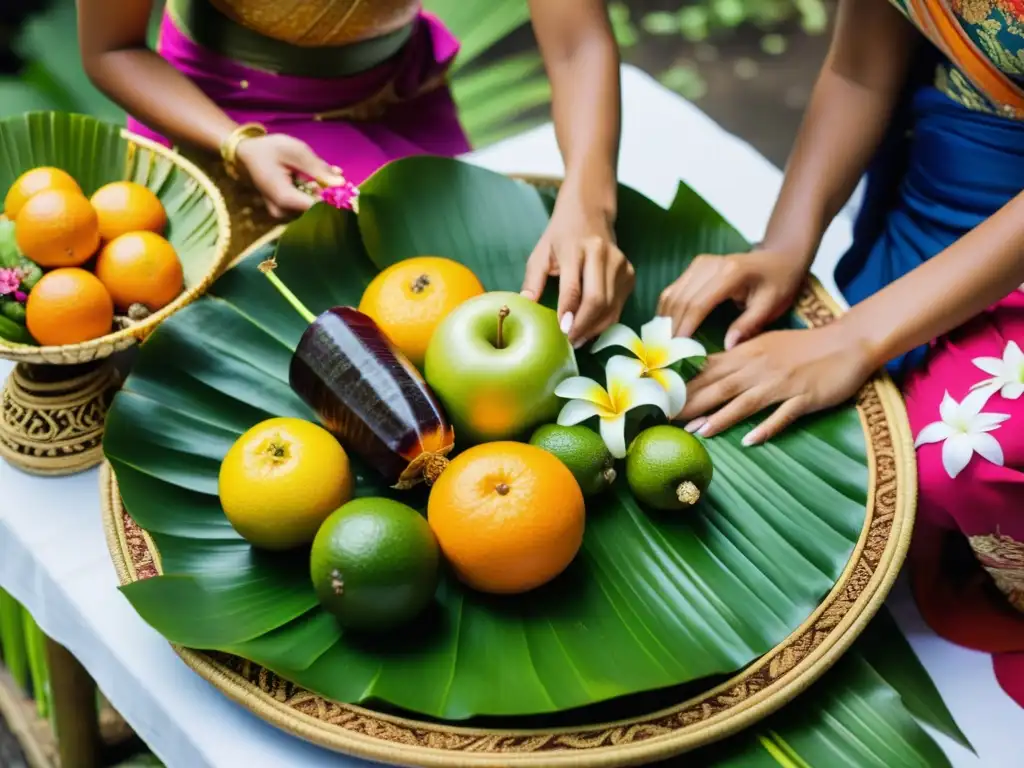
[220,122,267,180]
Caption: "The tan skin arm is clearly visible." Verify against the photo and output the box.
[521,0,633,348]
[77,0,342,216]
[759,0,918,264]
[675,0,1024,445]
[659,0,918,350]
[78,0,236,153]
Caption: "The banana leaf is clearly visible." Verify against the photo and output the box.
[104,156,872,721]
[0,112,223,290]
[691,609,970,768]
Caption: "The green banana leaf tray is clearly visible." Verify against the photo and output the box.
[100,195,916,767]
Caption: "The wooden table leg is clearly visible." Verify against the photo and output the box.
[44,638,100,768]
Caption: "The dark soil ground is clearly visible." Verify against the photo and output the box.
[0,2,836,764]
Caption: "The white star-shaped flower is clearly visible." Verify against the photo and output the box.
[555,355,670,459]
[971,341,1024,400]
[591,316,705,418]
[914,389,1010,479]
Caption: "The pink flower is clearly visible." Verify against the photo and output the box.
[0,268,20,296]
[321,182,360,211]
[14,291,26,303]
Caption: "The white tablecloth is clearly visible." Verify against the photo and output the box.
[1,65,1019,768]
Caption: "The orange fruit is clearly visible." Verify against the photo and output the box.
[95,231,184,312]
[14,189,100,268]
[26,268,114,346]
[427,442,585,594]
[3,167,81,219]
[90,181,167,241]
[359,256,484,368]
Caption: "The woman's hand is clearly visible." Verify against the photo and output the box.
[678,320,876,445]
[235,134,345,219]
[658,249,809,349]
[520,200,635,348]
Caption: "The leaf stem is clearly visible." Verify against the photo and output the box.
[258,258,316,324]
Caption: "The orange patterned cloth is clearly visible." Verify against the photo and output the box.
[207,0,420,46]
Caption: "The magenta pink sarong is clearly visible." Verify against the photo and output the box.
[904,290,1024,706]
[128,11,471,186]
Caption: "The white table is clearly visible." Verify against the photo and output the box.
[1,65,1019,768]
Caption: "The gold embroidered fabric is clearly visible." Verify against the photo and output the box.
[208,0,420,46]
[969,533,1024,612]
[887,0,1024,115]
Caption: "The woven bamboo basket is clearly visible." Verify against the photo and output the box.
[0,119,232,476]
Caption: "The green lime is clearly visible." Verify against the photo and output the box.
[529,424,616,496]
[625,425,714,511]
[310,498,440,632]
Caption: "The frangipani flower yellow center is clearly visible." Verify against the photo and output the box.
[554,356,670,459]
[591,316,705,418]
[971,340,1024,400]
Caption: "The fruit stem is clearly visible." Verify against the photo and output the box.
[410,274,430,294]
[423,454,449,486]
[495,305,510,349]
[603,467,617,484]
[495,482,510,496]
[677,481,701,506]
[258,257,316,324]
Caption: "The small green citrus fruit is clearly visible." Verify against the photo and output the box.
[625,425,714,511]
[529,424,616,496]
[310,498,440,632]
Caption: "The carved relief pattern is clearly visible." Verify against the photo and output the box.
[0,364,118,473]
[115,282,901,756]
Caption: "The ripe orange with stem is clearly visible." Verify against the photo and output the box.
[427,441,586,594]
[359,257,484,368]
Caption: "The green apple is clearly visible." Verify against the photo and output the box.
[424,291,578,444]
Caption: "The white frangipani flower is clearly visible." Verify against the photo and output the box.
[555,355,670,459]
[591,316,705,418]
[914,389,1010,479]
[971,341,1024,400]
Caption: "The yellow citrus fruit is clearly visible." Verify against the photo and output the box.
[4,167,81,220]
[95,231,183,312]
[14,189,100,268]
[358,257,484,368]
[427,441,585,594]
[25,268,114,347]
[218,417,354,550]
[90,181,167,241]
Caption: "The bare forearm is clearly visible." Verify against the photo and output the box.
[84,49,236,152]
[847,192,1024,366]
[762,0,915,263]
[531,0,620,221]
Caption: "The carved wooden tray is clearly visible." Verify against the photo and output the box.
[101,268,915,767]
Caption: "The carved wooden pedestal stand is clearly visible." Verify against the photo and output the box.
[0,363,120,476]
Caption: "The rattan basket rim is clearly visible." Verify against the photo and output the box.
[0,123,232,365]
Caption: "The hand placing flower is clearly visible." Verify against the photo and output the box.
[914,389,1010,479]
[555,355,670,458]
[592,316,705,418]
[971,341,1024,400]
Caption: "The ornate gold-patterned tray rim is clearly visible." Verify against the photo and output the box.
[101,186,916,767]
[0,125,232,366]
